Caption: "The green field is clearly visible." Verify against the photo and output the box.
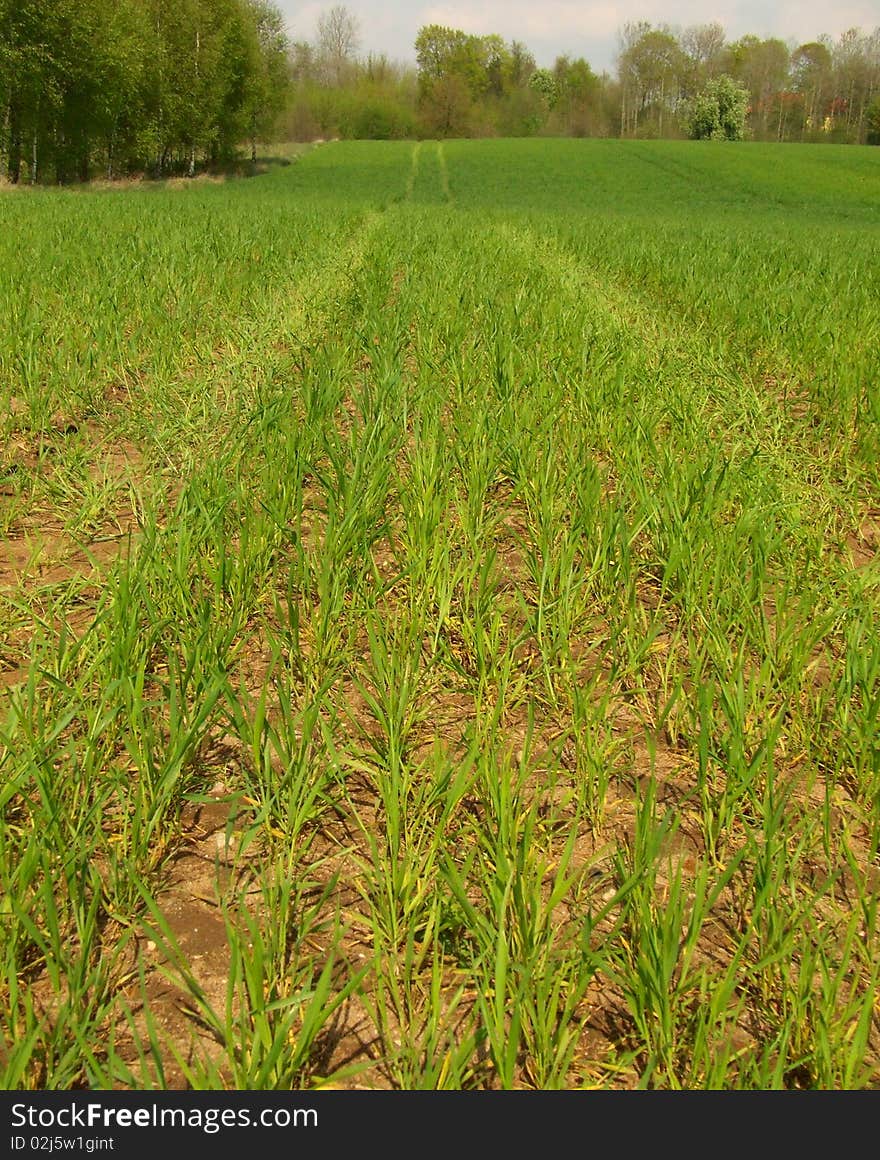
[1,138,879,1089]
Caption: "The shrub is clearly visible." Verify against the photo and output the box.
[687,76,749,141]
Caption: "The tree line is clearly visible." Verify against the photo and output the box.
[0,0,289,183]
[3,2,879,185]
[617,22,879,143]
[286,10,880,146]
[284,13,613,142]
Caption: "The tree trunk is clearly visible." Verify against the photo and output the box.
[658,76,665,137]
[31,131,38,185]
[855,84,871,141]
[8,105,21,184]
[189,24,200,177]
[56,130,67,184]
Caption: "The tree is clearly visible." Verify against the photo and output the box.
[289,39,316,83]
[152,0,245,176]
[241,0,289,162]
[416,26,484,98]
[482,34,510,97]
[830,27,880,141]
[549,56,601,136]
[90,0,149,178]
[617,22,686,136]
[414,24,506,135]
[0,0,60,182]
[724,35,790,139]
[687,74,748,139]
[680,22,725,96]
[507,41,536,88]
[0,0,291,181]
[791,41,832,138]
[317,4,359,86]
[419,71,472,137]
[529,68,557,109]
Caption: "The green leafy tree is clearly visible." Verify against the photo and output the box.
[551,56,601,135]
[418,72,472,137]
[415,25,492,99]
[791,41,832,138]
[687,74,748,139]
[0,0,290,180]
[506,41,536,88]
[415,24,555,137]
[830,27,880,142]
[0,0,59,182]
[724,35,790,138]
[414,25,482,135]
[240,0,289,162]
[618,22,687,137]
[528,68,557,109]
[482,34,510,97]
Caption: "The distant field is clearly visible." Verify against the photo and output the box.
[1,139,879,1090]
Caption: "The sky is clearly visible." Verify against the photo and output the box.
[274,1,879,73]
